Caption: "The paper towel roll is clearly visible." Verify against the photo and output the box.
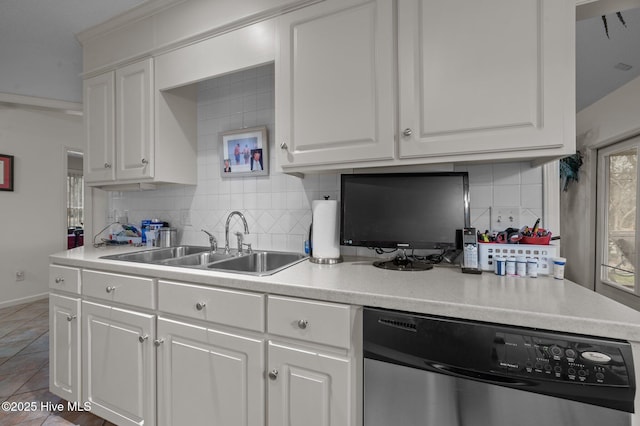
[312,199,341,260]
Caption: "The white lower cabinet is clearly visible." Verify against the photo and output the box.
[266,295,361,426]
[50,265,362,426]
[82,301,156,426]
[267,341,353,426]
[156,317,264,426]
[49,294,81,402]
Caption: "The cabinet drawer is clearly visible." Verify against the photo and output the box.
[49,265,81,294]
[82,270,155,309]
[268,296,351,349]
[158,280,265,332]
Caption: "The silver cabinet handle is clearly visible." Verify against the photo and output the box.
[403,128,413,137]
[195,302,206,311]
[268,369,279,380]
[141,158,148,165]
[54,277,64,284]
[154,339,165,347]
[280,142,288,150]
[106,286,116,293]
[66,314,77,322]
[139,335,149,343]
[297,319,309,330]
[104,162,112,169]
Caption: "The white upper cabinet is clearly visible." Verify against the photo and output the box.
[84,58,154,185]
[398,0,575,160]
[84,57,197,189]
[276,0,575,171]
[116,59,154,181]
[276,0,396,168]
[84,72,115,182]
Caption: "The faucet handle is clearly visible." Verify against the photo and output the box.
[201,229,218,252]
[235,231,244,254]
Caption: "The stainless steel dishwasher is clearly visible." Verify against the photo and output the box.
[364,308,636,426]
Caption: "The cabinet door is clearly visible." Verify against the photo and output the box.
[276,0,395,169]
[398,0,574,159]
[84,72,115,182]
[268,341,353,426]
[82,301,155,426]
[157,317,264,426]
[49,294,81,402]
[116,58,154,180]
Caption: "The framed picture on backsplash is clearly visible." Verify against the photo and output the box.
[220,126,269,178]
[0,154,14,191]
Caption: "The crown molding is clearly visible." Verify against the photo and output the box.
[0,92,82,115]
[76,0,185,45]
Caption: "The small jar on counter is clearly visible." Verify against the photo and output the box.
[494,256,506,276]
[506,256,517,276]
[516,256,527,277]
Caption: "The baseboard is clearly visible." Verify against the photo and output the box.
[0,293,49,309]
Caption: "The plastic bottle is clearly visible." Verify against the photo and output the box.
[516,256,527,277]
[506,256,516,276]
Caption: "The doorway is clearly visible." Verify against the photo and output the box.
[66,149,84,249]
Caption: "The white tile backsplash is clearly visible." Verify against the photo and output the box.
[108,64,545,254]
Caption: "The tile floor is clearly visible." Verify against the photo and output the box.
[0,298,112,426]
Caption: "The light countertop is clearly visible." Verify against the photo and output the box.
[51,245,640,342]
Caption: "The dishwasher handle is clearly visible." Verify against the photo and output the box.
[427,362,533,387]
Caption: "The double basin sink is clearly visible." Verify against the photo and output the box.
[101,246,307,276]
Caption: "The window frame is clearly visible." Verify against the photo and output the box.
[596,136,640,310]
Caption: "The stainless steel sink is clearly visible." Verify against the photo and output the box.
[159,251,234,267]
[207,251,307,276]
[101,246,210,263]
[101,246,307,276]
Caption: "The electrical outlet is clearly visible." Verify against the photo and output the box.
[491,207,521,231]
[15,271,25,281]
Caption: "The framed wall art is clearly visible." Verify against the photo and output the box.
[220,126,268,178]
[0,154,14,191]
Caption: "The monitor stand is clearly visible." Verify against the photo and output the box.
[373,249,433,271]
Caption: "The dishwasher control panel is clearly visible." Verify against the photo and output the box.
[364,308,636,413]
[492,332,631,387]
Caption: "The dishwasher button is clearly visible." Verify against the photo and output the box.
[581,351,612,364]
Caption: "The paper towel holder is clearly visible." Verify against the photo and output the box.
[309,197,343,264]
[309,222,343,264]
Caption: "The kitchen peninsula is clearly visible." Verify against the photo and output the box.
[49,245,640,426]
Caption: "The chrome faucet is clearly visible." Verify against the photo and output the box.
[201,229,218,253]
[224,211,250,254]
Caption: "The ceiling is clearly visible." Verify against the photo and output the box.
[577,6,640,111]
[0,0,146,103]
[0,0,637,110]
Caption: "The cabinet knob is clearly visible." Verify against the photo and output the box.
[106,286,116,293]
[139,334,149,343]
[54,277,64,284]
[268,369,279,380]
[66,314,77,322]
[297,319,309,330]
[195,302,206,311]
[104,162,112,169]
[280,142,288,150]
[154,338,165,347]
[402,128,413,137]
[141,158,148,165]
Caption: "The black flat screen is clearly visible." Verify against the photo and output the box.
[340,173,470,250]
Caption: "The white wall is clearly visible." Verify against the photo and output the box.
[109,64,545,256]
[563,75,640,289]
[0,104,83,307]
